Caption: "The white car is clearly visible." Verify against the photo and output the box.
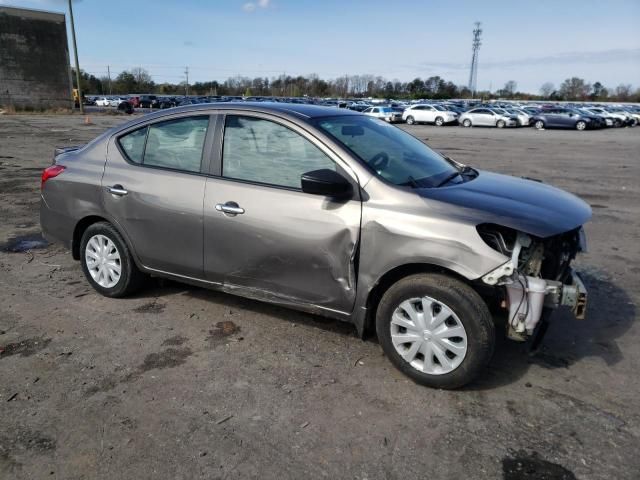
[108,97,127,107]
[363,106,403,123]
[587,108,627,127]
[95,97,111,107]
[580,108,614,127]
[458,108,517,128]
[402,104,458,126]
[501,108,530,127]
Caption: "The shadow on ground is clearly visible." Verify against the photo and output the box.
[86,263,636,390]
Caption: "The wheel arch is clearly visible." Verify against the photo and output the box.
[358,262,476,338]
[72,215,140,268]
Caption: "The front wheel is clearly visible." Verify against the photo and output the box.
[435,116,444,126]
[496,120,506,128]
[462,119,472,127]
[534,120,545,130]
[80,222,145,298]
[376,273,495,389]
[406,116,415,125]
[575,120,587,131]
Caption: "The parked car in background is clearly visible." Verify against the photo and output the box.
[531,108,603,130]
[458,108,516,128]
[40,102,590,389]
[127,96,141,108]
[580,108,614,127]
[605,107,638,126]
[95,97,111,107]
[139,95,159,108]
[363,106,403,123]
[499,108,530,127]
[108,97,128,107]
[402,104,459,126]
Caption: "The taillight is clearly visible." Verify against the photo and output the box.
[41,165,66,189]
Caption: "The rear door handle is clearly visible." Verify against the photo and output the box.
[215,202,245,216]
[108,185,128,196]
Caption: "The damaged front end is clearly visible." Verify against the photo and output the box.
[477,224,588,342]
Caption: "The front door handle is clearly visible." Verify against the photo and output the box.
[108,185,128,196]
[215,202,245,216]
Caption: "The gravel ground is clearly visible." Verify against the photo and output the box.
[0,113,639,480]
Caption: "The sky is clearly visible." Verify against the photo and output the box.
[2,0,639,93]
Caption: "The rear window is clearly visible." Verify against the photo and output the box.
[119,127,146,164]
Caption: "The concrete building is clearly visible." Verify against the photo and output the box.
[0,6,72,110]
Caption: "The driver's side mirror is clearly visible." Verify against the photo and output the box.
[301,169,352,198]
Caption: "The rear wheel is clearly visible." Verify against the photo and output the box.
[406,116,415,125]
[80,222,145,297]
[376,273,495,389]
[576,120,587,131]
[462,119,472,127]
[435,116,444,126]
[534,120,545,130]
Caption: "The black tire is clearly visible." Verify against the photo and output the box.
[575,120,587,131]
[406,115,415,125]
[376,273,495,389]
[614,119,622,128]
[462,119,472,127]
[80,222,145,298]
[534,120,545,130]
[435,116,444,126]
[496,120,506,128]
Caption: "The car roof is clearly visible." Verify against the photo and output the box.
[142,101,358,121]
[110,102,362,134]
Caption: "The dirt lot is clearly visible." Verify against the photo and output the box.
[1,113,639,480]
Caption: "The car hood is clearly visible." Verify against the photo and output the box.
[416,170,592,238]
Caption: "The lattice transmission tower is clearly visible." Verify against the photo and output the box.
[468,22,482,96]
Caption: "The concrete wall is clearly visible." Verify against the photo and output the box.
[0,6,72,109]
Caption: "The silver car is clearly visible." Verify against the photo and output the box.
[40,103,590,388]
[459,108,517,128]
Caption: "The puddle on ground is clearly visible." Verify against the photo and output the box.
[0,233,49,253]
[207,321,240,340]
[502,451,576,480]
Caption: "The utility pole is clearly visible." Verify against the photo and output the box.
[467,21,482,97]
[184,67,189,96]
[68,0,83,113]
[107,65,112,94]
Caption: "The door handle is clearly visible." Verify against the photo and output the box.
[215,202,245,216]
[108,185,128,196]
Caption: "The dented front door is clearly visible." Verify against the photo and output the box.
[202,178,361,313]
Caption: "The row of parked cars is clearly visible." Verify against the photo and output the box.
[360,102,640,130]
[84,94,639,130]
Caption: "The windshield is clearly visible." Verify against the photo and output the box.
[314,115,458,187]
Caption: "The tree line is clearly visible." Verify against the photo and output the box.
[72,68,639,102]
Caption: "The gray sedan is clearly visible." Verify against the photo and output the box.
[40,103,590,388]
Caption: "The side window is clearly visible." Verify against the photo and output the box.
[118,127,147,164]
[222,115,336,189]
[144,116,209,173]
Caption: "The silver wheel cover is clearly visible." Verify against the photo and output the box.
[390,296,467,375]
[85,234,122,288]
